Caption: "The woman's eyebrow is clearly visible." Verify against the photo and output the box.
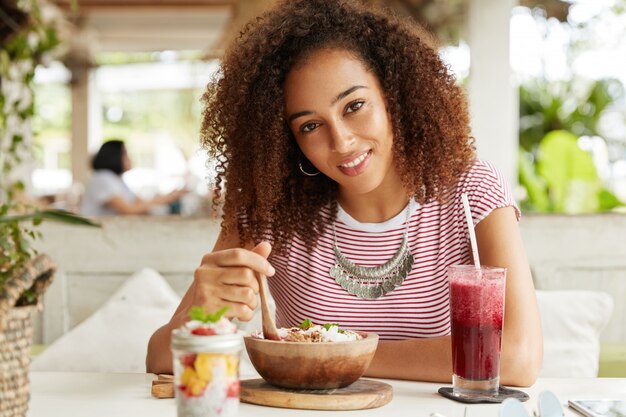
[331,85,367,105]
[288,110,313,123]
[288,85,368,123]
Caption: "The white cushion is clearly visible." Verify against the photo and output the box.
[31,268,261,375]
[32,268,180,373]
[537,290,613,377]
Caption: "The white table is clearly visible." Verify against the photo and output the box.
[27,372,626,417]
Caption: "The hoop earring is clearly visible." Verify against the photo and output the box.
[298,157,320,177]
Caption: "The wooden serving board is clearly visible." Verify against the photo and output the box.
[240,378,393,410]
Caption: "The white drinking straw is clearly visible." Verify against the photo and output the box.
[461,193,481,269]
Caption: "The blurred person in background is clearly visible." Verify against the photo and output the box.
[80,140,187,216]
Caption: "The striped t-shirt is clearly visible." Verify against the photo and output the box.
[267,160,519,340]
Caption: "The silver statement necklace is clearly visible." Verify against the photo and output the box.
[329,201,415,299]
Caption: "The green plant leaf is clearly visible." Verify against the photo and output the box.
[598,188,623,211]
[536,130,600,213]
[518,149,551,212]
[0,210,100,227]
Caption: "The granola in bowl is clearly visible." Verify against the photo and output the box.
[251,319,363,342]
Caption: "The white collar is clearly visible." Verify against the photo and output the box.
[336,198,418,232]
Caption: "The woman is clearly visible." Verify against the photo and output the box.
[147,0,543,385]
[80,140,186,216]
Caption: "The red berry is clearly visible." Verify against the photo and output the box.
[227,380,240,398]
[181,353,196,367]
[191,327,217,336]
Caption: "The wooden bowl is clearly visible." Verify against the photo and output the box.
[243,332,379,390]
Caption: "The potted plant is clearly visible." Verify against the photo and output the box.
[1,1,98,415]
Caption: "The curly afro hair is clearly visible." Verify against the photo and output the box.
[201,0,475,255]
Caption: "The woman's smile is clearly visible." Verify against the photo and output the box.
[337,150,372,176]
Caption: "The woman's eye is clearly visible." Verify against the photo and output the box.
[300,122,319,133]
[346,100,364,114]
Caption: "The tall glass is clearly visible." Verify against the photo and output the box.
[448,265,506,396]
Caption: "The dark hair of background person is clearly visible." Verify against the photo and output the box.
[91,140,125,175]
[201,0,476,255]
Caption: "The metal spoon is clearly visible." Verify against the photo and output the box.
[258,273,280,340]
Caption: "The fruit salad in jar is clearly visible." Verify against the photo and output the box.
[171,307,242,417]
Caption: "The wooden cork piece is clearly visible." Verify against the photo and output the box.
[151,375,174,399]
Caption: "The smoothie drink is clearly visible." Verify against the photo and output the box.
[448,265,506,396]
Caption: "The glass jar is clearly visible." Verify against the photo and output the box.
[171,329,243,417]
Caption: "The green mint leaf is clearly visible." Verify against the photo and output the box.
[299,318,313,329]
[206,306,229,323]
[323,323,340,331]
[188,306,229,323]
[188,306,207,322]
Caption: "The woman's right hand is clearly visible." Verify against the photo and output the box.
[182,241,275,322]
[147,238,273,374]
